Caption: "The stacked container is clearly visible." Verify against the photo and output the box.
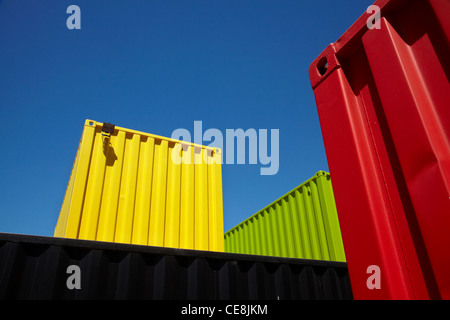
[224,171,346,262]
[308,0,450,299]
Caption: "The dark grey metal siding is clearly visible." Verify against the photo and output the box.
[0,233,352,300]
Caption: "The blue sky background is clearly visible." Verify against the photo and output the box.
[0,0,373,238]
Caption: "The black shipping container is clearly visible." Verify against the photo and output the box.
[0,233,352,300]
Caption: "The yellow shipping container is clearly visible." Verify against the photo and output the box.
[54,120,224,252]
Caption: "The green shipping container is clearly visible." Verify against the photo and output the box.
[224,171,346,262]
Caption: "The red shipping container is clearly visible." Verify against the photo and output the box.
[309,0,450,299]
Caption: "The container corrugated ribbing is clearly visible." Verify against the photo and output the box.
[0,233,353,300]
[224,171,346,262]
[54,120,224,252]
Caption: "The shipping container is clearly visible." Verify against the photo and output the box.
[0,232,352,300]
[54,120,224,252]
[224,171,346,262]
[308,0,450,299]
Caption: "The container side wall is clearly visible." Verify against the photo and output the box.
[224,172,346,262]
[194,148,209,251]
[114,133,140,244]
[164,143,182,249]
[308,0,449,299]
[78,126,108,241]
[208,150,224,252]
[0,233,353,300]
[131,136,155,245]
[179,146,195,250]
[96,130,126,243]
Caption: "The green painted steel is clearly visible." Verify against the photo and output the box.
[224,171,346,262]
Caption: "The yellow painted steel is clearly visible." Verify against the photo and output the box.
[224,171,346,262]
[54,120,224,252]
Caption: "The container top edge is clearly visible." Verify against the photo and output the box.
[0,232,347,269]
[84,119,221,153]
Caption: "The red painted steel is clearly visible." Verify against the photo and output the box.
[309,0,450,300]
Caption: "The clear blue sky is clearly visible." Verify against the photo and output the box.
[0,0,373,238]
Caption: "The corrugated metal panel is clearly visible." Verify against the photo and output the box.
[54,120,224,252]
[308,0,450,299]
[224,171,346,262]
[0,233,353,300]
